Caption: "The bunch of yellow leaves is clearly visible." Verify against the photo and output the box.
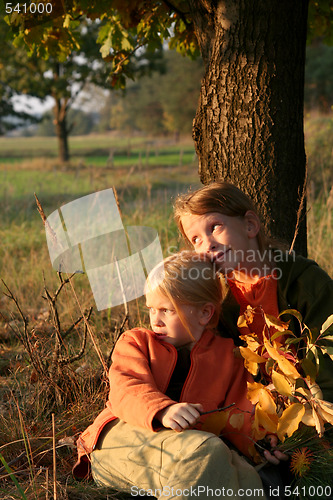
[238,307,333,443]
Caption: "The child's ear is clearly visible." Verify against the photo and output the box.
[244,210,260,239]
[198,303,215,326]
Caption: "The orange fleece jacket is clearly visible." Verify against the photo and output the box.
[73,327,255,478]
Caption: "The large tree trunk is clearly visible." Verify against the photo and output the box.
[188,0,309,256]
[53,63,70,163]
[54,99,70,163]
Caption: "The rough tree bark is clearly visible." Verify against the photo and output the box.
[53,63,70,163]
[188,0,309,256]
[53,99,70,163]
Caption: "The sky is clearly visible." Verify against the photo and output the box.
[12,95,54,116]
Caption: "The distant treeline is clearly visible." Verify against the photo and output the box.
[31,43,333,138]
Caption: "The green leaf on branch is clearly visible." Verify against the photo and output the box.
[320,315,333,335]
[271,330,296,342]
[319,345,333,362]
[100,32,112,58]
[300,357,317,381]
[279,309,303,323]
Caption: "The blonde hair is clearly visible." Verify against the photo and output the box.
[174,181,268,251]
[145,251,224,331]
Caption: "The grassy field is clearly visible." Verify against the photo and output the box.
[0,133,201,499]
[0,117,332,499]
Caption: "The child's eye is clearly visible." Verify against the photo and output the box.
[192,236,201,246]
[212,223,223,232]
[163,309,174,314]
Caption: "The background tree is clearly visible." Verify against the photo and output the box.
[0,18,114,162]
[0,19,40,134]
[99,50,203,137]
[36,108,99,136]
[0,88,38,135]
[4,0,333,253]
[159,50,204,138]
[305,43,333,113]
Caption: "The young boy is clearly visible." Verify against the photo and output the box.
[73,252,267,499]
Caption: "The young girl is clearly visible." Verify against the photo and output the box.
[173,181,333,402]
[73,252,267,499]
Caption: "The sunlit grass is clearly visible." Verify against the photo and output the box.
[0,121,332,499]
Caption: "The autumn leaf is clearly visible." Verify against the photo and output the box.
[312,406,325,437]
[258,388,277,414]
[229,413,244,430]
[239,347,266,376]
[239,347,266,364]
[301,406,316,426]
[238,306,256,328]
[244,360,260,376]
[253,405,278,439]
[295,386,312,401]
[271,370,294,397]
[316,399,333,422]
[316,405,333,430]
[307,379,323,400]
[263,337,301,380]
[277,403,305,441]
[264,314,290,332]
[237,314,248,329]
[239,333,261,351]
[247,381,266,404]
[201,411,229,436]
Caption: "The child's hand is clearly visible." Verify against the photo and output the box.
[156,403,203,431]
[263,434,289,465]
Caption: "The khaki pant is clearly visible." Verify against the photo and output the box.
[91,419,266,500]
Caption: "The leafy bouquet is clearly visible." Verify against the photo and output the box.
[238,307,333,496]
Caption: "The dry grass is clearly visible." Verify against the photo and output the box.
[0,122,332,498]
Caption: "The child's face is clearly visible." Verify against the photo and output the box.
[145,289,205,348]
[180,212,259,274]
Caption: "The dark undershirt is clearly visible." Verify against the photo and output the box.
[165,346,191,402]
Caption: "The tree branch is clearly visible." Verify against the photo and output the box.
[58,307,92,365]
[161,0,192,26]
[289,166,308,255]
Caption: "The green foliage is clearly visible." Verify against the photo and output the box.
[102,50,203,136]
[2,0,330,87]
[305,43,333,112]
[0,123,331,497]
[3,0,200,87]
[36,109,99,136]
[308,0,333,45]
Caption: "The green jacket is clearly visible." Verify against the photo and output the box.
[219,253,333,402]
